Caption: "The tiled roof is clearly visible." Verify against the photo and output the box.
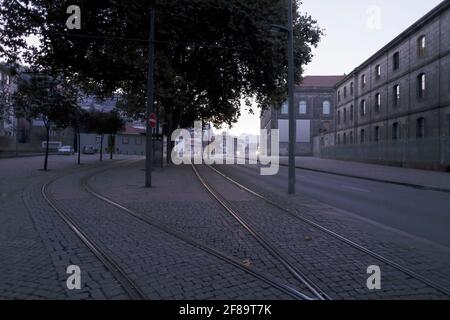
[298,76,345,88]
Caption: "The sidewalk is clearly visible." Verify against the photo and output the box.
[278,157,450,192]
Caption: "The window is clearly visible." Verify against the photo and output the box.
[361,74,366,88]
[360,100,366,116]
[376,65,381,78]
[416,117,425,138]
[95,136,101,143]
[338,90,341,103]
[135,137,142,145]
[281,101,288,114]
[360,129,365,144]
[392,122,400,140]
[323,101,331,115]
[393,52,400,70]
[374,126,380,143]
[344,86,347,98]
[375,93,381,113]
[343,133,347,145]
[417,35,426,57]
[122,136,129,144]
[338,111,341,124]
[350,105,354,121]
[337,134,341,145]
[299,101,307,114]
[417,73,426,98]
[344,108,347,123]
[350,131,354,144]
[350,82,354,96]
[393,85,400,106]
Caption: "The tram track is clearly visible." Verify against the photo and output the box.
[206,164,450,297]
[77,161,311,300]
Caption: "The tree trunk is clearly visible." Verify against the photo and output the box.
[100,134,104,161]
[77,130,81,165]
[44,126,50,171]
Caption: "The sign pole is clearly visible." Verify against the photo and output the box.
[145,8,156,188]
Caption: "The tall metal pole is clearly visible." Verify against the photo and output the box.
[145,9,156,188]
[287,0,296,194]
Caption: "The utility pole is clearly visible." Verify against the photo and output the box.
[287,0,296,194]
[145,8,156,188]
[270,0,296,194]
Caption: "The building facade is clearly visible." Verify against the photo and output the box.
[321,1,450,170]
[261,76,343,156]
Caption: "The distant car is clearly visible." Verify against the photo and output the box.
[82,145,96,155]
[58,146,75,155]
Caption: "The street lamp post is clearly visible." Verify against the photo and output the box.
[271,0,296,194]
[145,8,156,188]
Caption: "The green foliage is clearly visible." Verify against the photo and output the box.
[13,74,77,129]
[85,110,125,136]
[0,0,323,129]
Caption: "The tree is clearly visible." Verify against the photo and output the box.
[13,73,77,170]
[85,110,124,161]
[69,106,87,165]
[0,0,323,153]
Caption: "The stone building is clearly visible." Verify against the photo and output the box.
[260,75,343,156]
[320,1,450,170]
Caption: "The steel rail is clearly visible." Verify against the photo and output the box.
[192,164,331,301]
[80,163,311,301]
[41,172,147,300]
[207,164,450,297]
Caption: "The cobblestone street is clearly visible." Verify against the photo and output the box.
[1,155,449,300]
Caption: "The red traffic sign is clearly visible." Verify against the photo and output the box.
[148,113,157,128]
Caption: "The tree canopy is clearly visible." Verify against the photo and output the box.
[0,0,323,129]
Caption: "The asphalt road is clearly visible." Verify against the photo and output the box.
[228,164,450,248]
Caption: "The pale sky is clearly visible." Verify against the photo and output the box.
[226,0,444,136]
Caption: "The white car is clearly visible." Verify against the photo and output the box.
[58,146,75,155]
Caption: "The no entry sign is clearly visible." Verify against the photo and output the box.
[148,113,157,128]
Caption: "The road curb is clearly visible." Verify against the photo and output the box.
[277,163,450,193]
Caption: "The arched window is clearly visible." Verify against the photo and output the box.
[323,101,331,115]
[393,85,400,106]
[393,52,400,70]
[360,100,366,116]
[392,122,400,140]
[299,101,307,114]
[360,129,366,144]
[375,93,381,113]
[417,73,426,98]
[417,35,426,57]
[374,126,380,143]
[417,117,426,138]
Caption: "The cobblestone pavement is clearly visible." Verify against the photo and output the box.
[0,155,134,299]
[0,156,293,300]
[2,155,449,300]
[215,164,450,298]
[89,161,450,300]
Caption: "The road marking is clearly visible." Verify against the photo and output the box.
[341,185,371,193]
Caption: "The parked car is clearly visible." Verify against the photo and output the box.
[58,146,75,155]
[82,145,96,155]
